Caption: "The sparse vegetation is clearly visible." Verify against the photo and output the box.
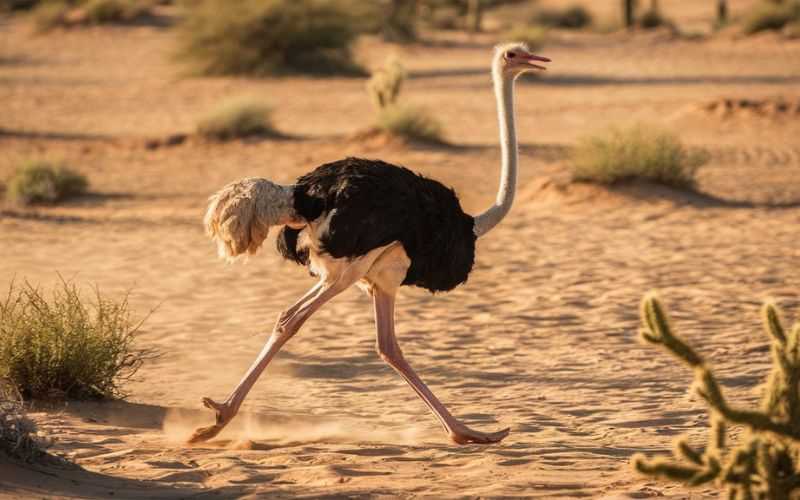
[570,126,708,188]
[503,25,547,51]
[197,98,277,141]
[6,160,88,205]
[633,294,800,499]
[638,7,671,29]
[0,378,43,461]
[533,4,592,30]
[0,278,153,400]
[377,105,444,144]
[742,0,800,34]
[177,0,364,76]
[367,57,445,144]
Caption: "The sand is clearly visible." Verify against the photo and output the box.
[1,2,799,498]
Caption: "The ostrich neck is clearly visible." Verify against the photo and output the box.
[473,72,517,238]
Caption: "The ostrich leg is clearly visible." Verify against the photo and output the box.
[189,245,391,444]
[372,286,510,444]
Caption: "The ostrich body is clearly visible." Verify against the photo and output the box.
[191,44,550,445]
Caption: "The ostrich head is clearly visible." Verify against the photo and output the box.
[493,42,550,79]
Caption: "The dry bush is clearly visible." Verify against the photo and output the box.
[533,4,592,30]
[503,25,547,51]
[197,98,277,141]
[638,7,672,30]
[743,0,800,34]
[377,105,444,144]
[0,379,43,462]
[0,278,154,400]
[6,160,88,205]
[177,0,364,76]
[570,126,708,188]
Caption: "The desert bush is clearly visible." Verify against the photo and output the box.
[503,25,547,51]
[0,378,43,461]
[0,279,153,400]
[377,105,444,144]
[742,0,800,34]
[6,160,88,205]
[533,5,592,30]
[33,1,72,31]
[0,0,39,11]
[633,294,800,499]
[177,0,364,76]
[197,98,277,141]
[570,126,707,188]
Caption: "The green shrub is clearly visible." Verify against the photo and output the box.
[377,105,444,144]
[742,0,800,34]
[503,25,547,51]
[0,279,153,400]
[533,5,592,29]
[633,294,800,499]
[0,378,43,461]
[570,126,707,188]
[197,98,277,140]
[7,161,88,205]
[177,0,364,76]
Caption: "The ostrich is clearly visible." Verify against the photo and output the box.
[190,43,550,445]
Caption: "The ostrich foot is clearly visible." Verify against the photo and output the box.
[449,424,510,445]
[187,397,236,444]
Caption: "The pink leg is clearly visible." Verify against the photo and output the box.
[373,287,510,445]
[188,281,340,443]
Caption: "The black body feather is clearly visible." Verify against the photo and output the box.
[276,157,476,293]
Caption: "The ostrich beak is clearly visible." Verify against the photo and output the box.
[520,53,551,71]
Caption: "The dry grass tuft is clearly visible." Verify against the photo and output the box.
[571,126,708,188]
[376,105,445,145]
[6,160,88,205]
[177,0,364,76]
[0,278,155,400]
[197,98,278,141]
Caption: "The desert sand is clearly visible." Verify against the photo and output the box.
[1,1,799,498]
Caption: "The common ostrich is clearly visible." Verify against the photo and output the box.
[190,43,550,445]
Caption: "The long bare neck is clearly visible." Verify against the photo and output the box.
[473,70,517,238]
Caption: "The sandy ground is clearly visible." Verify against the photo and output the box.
[1,1,800,498]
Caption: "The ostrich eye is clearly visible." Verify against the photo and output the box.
[506,51,515,59]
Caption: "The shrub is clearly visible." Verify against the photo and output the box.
[742,0,800,34]
[197,98,277,141]
[570,126,707,188]
[0,0,39,11]
[33,0,152,30]
[533,5,592,30]
[639,7,670,29]
[633,294,800,499]
[377,105,444,144]
[503,25,547,51]
[0,279,153,400]
[177,0,364,76]
[33,1,72,31]
[6,160,88,205]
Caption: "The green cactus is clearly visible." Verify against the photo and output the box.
[366,57,405,111]
[632,293,800,499]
